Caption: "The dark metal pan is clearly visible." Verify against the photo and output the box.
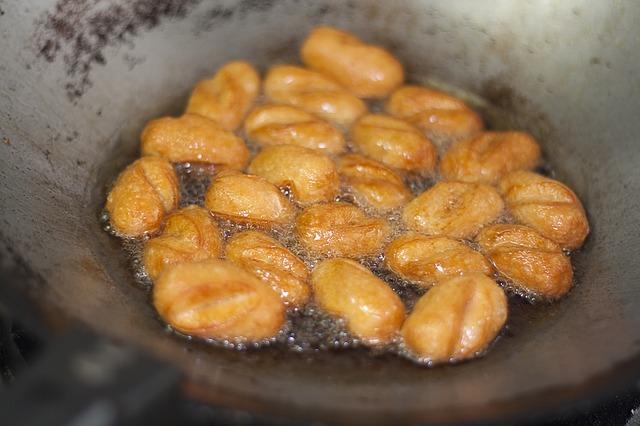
[1,0,639,424]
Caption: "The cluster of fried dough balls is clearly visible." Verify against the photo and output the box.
[351,114,437,172]
[264,65,366,128]
[244,104,346,154]
[498,171,589,250]
[476,224,573,299]
[296,202,391,258]
[154,259,285,340]
[204,170,295,227]
[104,26,589,364]
[440,131,541,184]
[248,145,340,205]
[185,61,260,131]
[143,205,222,281]
[225,231,310,307]
[402,181,504,239]
[337,154,411,213]
[385,234,493,288]
[105,157,179,237]
[301,26,404,98]
[386,85,484,143]
[401,274,507,363]
[312,258,405,344]
[141,113,249,169]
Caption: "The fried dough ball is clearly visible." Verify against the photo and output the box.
[350,114,437,172]
[301,26,404,98]
[311,258,405,345]
[185,61,260,130]
[142,206,222,281]
[385,234,493,288]
[337,154,411,213]
[402,274,507,363]
[153,259,285,341]
[225,231,310,307]
[402,181,504,239]
[296,202,391,258]
[440,131,541,185]
[476,224,573,299]
[248,145,339,205]
[105,157,179,237]
[204,171,295,226]
[264,65,367,127]
[141,113,249,169]
[244,104,346,154]
[385,85,484,142]
[499,171,589,250]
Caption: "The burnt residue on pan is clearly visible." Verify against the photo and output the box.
[32,0,201,101]
[31,0,280,102]
[193,0,276,34]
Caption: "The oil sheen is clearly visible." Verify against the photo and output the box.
[102,81,561,366]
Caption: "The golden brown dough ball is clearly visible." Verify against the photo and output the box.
[264,65,367,127]
[204,170,295,227]
[337,153,411,213]
[225,231,310,307]
[301,26,404,98]
[105,157,179,238]
[499,171,589,250]
[311,258,405,345]
[153,259,285,341]
[476,224,573,299]
[248,145,340,205]
[142,206,222,281]
[350,114,437,172]
[401,274,507,363]
[440,131,541,185]
[385,85,484,142]
[384,234,493,288]
[244,104,346,154]
[141,113,249,169]
[402,181,504,239]
[185,61,260,130]
[296,202,391,258]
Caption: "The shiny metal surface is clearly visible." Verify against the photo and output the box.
[1,0,639,424]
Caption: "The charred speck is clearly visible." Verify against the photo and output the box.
[534,163,554,177]
[481,80,523,110]
[206,7,234,21]
[237,0,275,15]
[310,4,330,18]
[64,131,80,143]
[194,0,277,34]
[122,53,146,70]
[94,52,106,65]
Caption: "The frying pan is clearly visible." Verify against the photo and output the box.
[1,0,640,424]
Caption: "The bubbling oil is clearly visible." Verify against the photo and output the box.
[102,80,562,366]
